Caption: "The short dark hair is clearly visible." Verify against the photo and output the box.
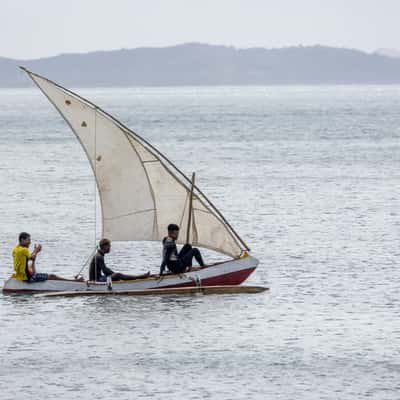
[99,238,111,250]
[19,232,30,242]
[168,224,179,232]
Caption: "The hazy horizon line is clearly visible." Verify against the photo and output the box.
[2,42,396,62]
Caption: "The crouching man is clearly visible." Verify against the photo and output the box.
[159,224,205,276]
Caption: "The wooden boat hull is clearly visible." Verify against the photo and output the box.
[2,255,258,294]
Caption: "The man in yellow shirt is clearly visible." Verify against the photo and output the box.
[12,232,83,283]
[12,232,45,281]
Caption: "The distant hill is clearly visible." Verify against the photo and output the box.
[2,43,400,87]
[374,48,400,59]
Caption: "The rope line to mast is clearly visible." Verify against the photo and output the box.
[75,108,98,279]
[75,247,97,279]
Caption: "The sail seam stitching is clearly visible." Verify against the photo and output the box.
[123,134,159,238]
[104,208,155,220]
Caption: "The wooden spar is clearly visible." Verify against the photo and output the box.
[34,285,269,298]
[186,172,195,244]
[19,66,250,253]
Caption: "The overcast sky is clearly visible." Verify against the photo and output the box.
[1,0,399,59]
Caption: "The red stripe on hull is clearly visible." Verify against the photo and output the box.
[162,267,256,289]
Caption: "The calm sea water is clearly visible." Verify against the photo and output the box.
[0,85,399,399]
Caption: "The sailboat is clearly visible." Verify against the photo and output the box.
[3,68,259,294]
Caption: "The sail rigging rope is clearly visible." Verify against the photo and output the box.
[75,246,97,279]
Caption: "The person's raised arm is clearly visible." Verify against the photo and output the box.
[29,243,42,260]
[29,244,42,274]
[159,244,174,276]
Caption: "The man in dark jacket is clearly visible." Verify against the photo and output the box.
[89,238,149,281]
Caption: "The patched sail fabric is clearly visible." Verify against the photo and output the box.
[23,68,249,258]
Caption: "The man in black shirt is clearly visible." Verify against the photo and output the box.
[159,224,205,276]
[89,238,150,281]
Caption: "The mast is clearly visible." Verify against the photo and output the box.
[186,172,195,244]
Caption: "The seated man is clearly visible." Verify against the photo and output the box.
[89,238,150,282]
[12,232,70,282]
[159,224,205,276]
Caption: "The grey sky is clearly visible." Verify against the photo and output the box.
[1,0,399,59]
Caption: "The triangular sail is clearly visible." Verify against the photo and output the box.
[22,68,249,258]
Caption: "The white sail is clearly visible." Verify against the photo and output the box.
[23,68,249,258]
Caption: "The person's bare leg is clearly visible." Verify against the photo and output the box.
[48,274,84,281]
[111,272,150,281]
